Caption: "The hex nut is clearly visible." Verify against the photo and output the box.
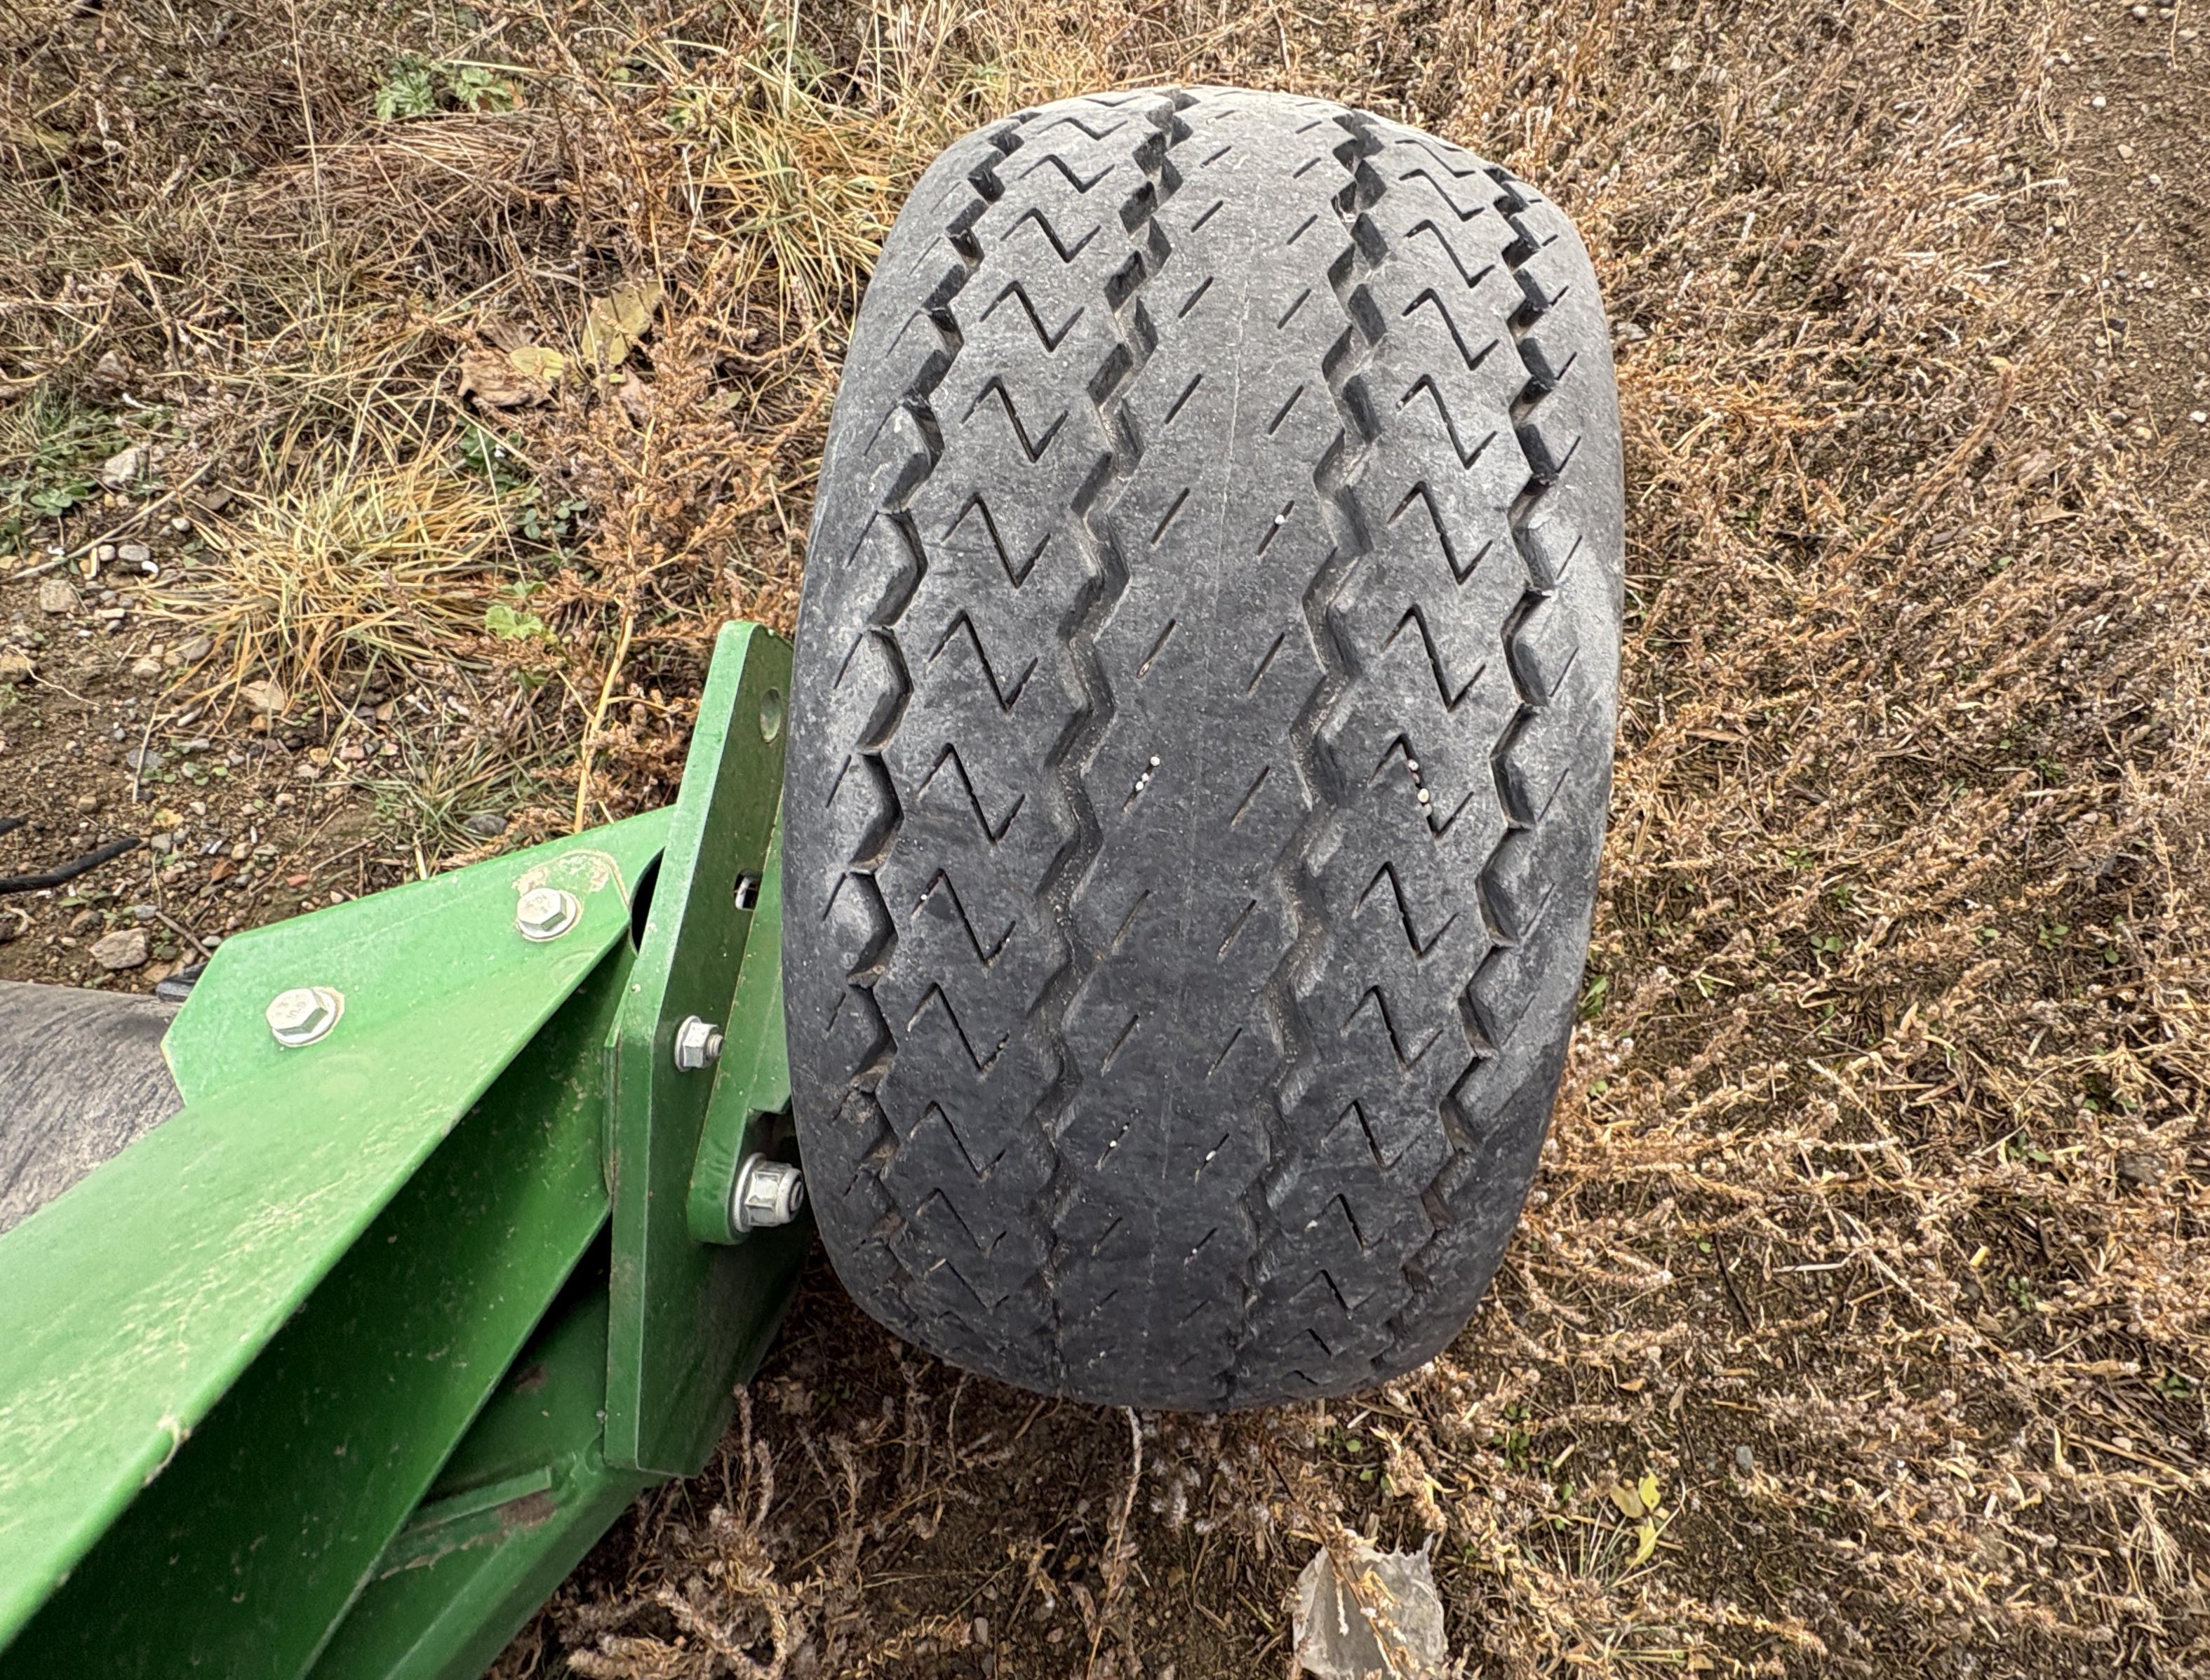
[673,1015,724,1072]
[266,985,344,1047]
[515,886,582,941]
[733,1156,805,1230]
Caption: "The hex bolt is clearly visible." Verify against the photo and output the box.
[515,886,582,942]
[732,1155,805,1231]
[266,985,344,1048]
[673,1015,724,1072]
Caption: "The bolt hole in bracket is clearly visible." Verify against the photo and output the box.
[605,621,809,1477]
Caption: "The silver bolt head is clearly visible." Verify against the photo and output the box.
[515,886,582,941]
[673,1015,725,1072]
[267,985,342,1047]
[733,1156,805,1230]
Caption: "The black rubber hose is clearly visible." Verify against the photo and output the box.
[0,835,144,895]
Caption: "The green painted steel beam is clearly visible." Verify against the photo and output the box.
[8,941,639,1675]
[312,1290,653,1680]
[0,815,664,1650]
[606,622,808,1477]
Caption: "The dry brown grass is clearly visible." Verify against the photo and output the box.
[5,0,2206,1674]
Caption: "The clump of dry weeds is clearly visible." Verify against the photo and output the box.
[7,0,2207,1674]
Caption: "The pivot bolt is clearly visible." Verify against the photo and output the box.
[673,1015,724,1071]
[267,985,344,1047]
[516,886,582,941]
[733,1155,805,1230]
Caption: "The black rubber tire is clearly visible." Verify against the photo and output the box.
[784,86,1622,1410]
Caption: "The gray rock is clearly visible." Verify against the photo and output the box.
[116,542,152,565]
[91,928,149,971]
[98,445,147,492]
[37,577,76,615]
[176,635,214,663]
[461,811,509,839]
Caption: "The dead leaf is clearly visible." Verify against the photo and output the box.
[507,344,566,385]
[1608,1481,1647,1520]
[1631,1519,1660,1568]
[460,346,557,408]
[1638,1472,1663,1514]
[580,278,664,372]
[239,678,286,716]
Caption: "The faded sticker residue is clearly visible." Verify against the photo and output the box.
[511,849,628,904]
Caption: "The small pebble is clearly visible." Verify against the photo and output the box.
[2190,410,2207,424]
[91,928,149,971]
[1735,1445,1755,1472]
[2090,94,2107,108]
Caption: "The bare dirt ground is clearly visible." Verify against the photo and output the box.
[4,1,2207,1676]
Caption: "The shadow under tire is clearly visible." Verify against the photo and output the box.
[784,86,1623,1410]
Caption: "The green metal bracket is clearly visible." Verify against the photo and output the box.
[686,819,793,1245]
[0,617,815,1676]
[0,814,663,1659]
[605,621,809,1477]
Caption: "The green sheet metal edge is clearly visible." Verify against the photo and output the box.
[163,811,667,1104]
[0,815,665,1646]
[606,620,790,1474]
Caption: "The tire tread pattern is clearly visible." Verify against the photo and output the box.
[786,88,1621,1409]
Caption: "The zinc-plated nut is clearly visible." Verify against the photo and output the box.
[732,1155,805,1230]
[267,985,344,1047]
[515,886,582,942]
[673,1015,724,1072]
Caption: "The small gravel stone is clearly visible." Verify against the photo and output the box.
[116,542,152,565]
[91,928,150,971]
[98,445,147,492]
[1735,1444,1756,1472]
[462,811,509,839]
[37,577,76,614]
[175,634,214,663]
